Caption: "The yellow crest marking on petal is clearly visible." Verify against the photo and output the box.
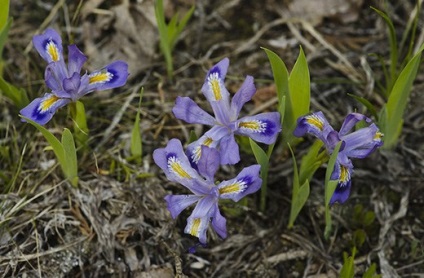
[208,72,222,101]
[189,218,201,237]
[191,137,213,164]
[204,137,213,146]
[219,180,246,195]
[46,41,60,62]
[306,115,324,131]
[339,165,350,184]
[168,157,191,179]
[239,120,266,133]
[374,131,383,141]
[89,72,112,84]
[40,95,60,112]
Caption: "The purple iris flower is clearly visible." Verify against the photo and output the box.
[294,111,383,204]
[153,138,262,244]
[172,58,281,166]
[20,28,129,125]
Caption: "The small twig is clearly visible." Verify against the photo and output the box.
[161,241,187,278]
[265,250,308,264]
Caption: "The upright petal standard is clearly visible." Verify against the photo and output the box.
[154,139,262,244]
[172,58,281,166]
[20,28,129,125]
[294,111,383,204]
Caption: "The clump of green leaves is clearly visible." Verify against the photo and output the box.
[0,0,29,108]
[351,5,423,149]
[263,47,310,146]
[340,205,380,278]
[262,47,313,218]
[155,0,194,79]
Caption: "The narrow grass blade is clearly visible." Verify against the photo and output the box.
[381,46,422,149]
[0,0,10,75]
[170,5,195,50]
[61,128,78,187]
[155,0,172,78]
[130,88,144,163]
[155,0,193,79]
[399,0,420,68]
[324,141,342,239]
[288,143,310,228]
[0,0,9,30]
[0,18,11,60]
[347,93,378,120]
[371,6,398,92]
[249,138,269,212]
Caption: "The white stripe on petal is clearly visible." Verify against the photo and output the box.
[88,71,113,85]
[305,114,324,131]
[167,155,191,179]
[207,72,223,101]
[219,179,248,196]
[46,41,60,62]
[238,120,267,133]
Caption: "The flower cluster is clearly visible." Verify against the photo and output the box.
[172,58,281,166]
[153,139,262,244]
[294,111,383,204]
[155,59,281,244]
[20,28,129,125]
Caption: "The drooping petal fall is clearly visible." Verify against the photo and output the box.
[293,111,334,144]
[235,112,281,145]
[20,93,70,125]
[32,28,63,63]
[330,162,353,204]
[153,139,206,194]
[184,215,210,244]
[164,194,202,219]
[210,204,227,239]
[85,61,129,94]
[201,58,231,125]
[218,164,262,202]
[186,126,228,166]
